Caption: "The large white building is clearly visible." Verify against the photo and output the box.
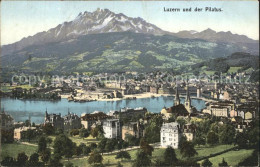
[160,122,180,148]
[103,119,121,139]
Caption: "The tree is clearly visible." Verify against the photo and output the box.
[180,141,198,158]
[38,136,47,153]
[164,146,178,165]
[218,158,228,167]
[1,156,16,166]
[74,145,83,156]
[27,153,40,166]
[178,135,187,148]
[88,152,103,164]
[133,151,151,167]
[140,138,154,156]
[91,125,104,138]
[219,124,235,144]
[144,115,163,143]
[46,137,52,147]
[207,131,219,145]
[98,138,107,153]
[125,134,139,146]
[91,128,99,138]
[17,152,28,166]
[210,122,220,134]
[40,149,51,164]
[49,153,63,167]
[235,131,248,148]
[24,129,35,142]
[53,134,75,161]
[122,141,129,149]
[116,139,123,150]
[90,143,98,151]
[115,151,131,161]
[247,126,259,147]
[105,139,116,153]
[202,158,212,167]
[42,123,55,135]
[238,149,258,166]
[82,146,91,155]
[79,128,90,138]
[194,136,206,146]
[195,119,211,137]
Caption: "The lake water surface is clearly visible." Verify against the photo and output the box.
[1,96,206,123]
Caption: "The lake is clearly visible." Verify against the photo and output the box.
[1,96,206,123]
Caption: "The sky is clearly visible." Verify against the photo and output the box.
[1,1,259,45]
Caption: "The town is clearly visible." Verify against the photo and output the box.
[0,71,259,167]
[0,2,259,166]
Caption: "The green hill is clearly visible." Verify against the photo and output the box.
[1,32,256,74]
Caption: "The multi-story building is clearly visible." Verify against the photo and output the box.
[81,111,109,130]
[160,122,180,148]
[202,101,234,117]
[103,119,121,139]
[63,111,81,130]
[44,110,64,129]
[122,122,144,140]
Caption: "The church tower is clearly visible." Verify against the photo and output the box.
[185,86,192,113]
[44,108,48,122]
[174,86,180,106]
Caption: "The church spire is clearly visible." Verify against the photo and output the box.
[185,86,192,113]
[174,86,180,106]
[45,108,48,116]
[185,86,191,103]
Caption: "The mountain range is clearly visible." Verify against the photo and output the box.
[1,8,259,74]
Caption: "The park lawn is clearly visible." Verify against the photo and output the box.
[198,149,254,166]
[193,144,235,159]
[1,143,38,159]
[48,135,99,147]
[69,135,99,146]
[63,144,236,166]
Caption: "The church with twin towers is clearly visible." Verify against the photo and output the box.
[161,86,197,119]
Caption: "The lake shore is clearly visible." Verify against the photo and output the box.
[95,92,216,103]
